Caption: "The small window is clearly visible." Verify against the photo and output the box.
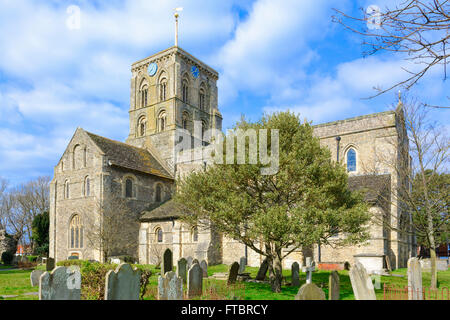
[182,80,189,103]
[84,177,90,197]
[199,89,205,111]
[141,87,148,107]
[65,180,70,199]
[125,178,133,198]
[347,148,357,172]
[160,79,167,101]
[192,226,198,242]
[156,228,163,243]
[158,111,166,132]
[182,112,189,130]
[138,116,147,137]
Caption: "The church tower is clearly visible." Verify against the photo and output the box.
[126,46,222,174]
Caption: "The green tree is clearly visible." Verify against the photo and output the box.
[31,211,49,256]
[175,111,371,293]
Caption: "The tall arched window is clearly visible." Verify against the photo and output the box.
[65,180,70,199]
[160,78,167,101]
[73,144,82,170]
[70,215,83,249]
[155,184,162,203]
[84,176,90,197]
[158,111,167,132]
[191,226,198,242]
[156,228,163,243]
[140,85,148,108]
[138,116,147,137]
[182,80,189,103]
[347,148,357,172]
[199,88,205,111]
[125,178,133,198]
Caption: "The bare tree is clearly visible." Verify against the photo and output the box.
[333,0,450,106]
[361,97,449,288]
[85,197,140,263]
[0,178,8,228]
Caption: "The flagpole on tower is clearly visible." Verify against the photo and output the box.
[174,7,183,47]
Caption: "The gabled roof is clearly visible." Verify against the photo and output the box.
[84,130,173,180]
[140,199,190,222]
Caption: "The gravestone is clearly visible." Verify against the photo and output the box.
[227,262,240,285]
[385,255,392,272]
[158,271,183,300]
[186,256,193,269]
[30,269,45,287]
[349,262,376,300]
[177,258,187,284]
[39,266,81,300]
[329,271,340,300]
[200,260,208,278]
[407,257,423,300]
[162,248,173,275]
[46,257,55,271]
[294,283,326,300]
[104,263,141,300]
[302,257,315,284]
[239,257,247,274]
[291,262,300,286]
[256,258,269,280]
[187,263,203,298]
[192,258,199,266]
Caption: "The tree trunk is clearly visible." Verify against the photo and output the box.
[267,249,283,293]
[429,244,438,289]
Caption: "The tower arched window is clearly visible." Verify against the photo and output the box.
[138,116,147,137]
[65,180,70,199]
[125,178,133,198]
[69,215,83,249]
[158,111,167,132]
[84,176,90,197]
[347,148,357,172]
[199,88,205,111]
[160,78,167,101]
[201,120,208,141]
[182,112,190,130]
[156,228,163,243]
[140,85,148,108]
[182,80,189,103]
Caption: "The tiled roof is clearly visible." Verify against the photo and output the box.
[85,131,173,180]
[348,174,391,209]
[140,200,190,222]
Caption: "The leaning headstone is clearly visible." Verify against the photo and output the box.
[385,255,392,272]
[349,262,376,300]
[46,257,55,271]
[186,256,193,269]
[162,248,173,275]
[39,266,81,300]
[294,283,326,300]
[187,263,203,298]
[291,262,300,286]
[239,257,247,274]
[30,269,45,287]
[158,271,183,300]
[177,258,187,284]
[329,271,340,300]
[227,262,240,285]
[407,257,423,300]
[105,263,141,300]
[200,260,208,278]
[256,258,269,280]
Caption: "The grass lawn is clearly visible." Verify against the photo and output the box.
[1,263,449,300]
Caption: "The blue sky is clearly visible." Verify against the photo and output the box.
[0,0,449,186]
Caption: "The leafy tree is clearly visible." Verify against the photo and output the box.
[31,211,49,256]
[175,112,371,293]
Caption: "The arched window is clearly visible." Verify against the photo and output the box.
[138,116,147,137]
[155,184,162,203]
[69,215,83,249]
[140,85,148,108]
[201,120,208,141]
[125,178,133,198]
[156,228,163,243]
[158,111,167,132]
[347,148,357,172]
[73,145,82,170]
[199,88,205,111]
[182,80,189,103]
[65,180,70,199]
[191,226,198,242]
[160,78,167,101]
[84,176,90,197]
[182,112,189,130]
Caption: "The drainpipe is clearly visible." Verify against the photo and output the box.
[336,136,341,162]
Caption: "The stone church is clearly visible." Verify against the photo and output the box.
[48,44,416,274]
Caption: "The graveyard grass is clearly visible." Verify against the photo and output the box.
[1,263,449,300]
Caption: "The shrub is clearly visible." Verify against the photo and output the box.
[27,255,38,262]
[1,251,13,265]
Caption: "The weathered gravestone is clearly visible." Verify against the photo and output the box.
[200,260,208,278]
[30,269,45,287]
[177,258,188,284]
[291,262,300,287]
[227,262,240,285]
[158,271,183,300]
[407,257,423,300]
[256,258,269,281]
[239,257,246,274]
[302,257,315,284]
[294,283,326,300]
[104,263,141,300]
[187,263,203,298]
[162,248,173,275]
[39,266,81,300]
[349,262,376,300]
[329,270,340,300]
[46,257,55,271]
